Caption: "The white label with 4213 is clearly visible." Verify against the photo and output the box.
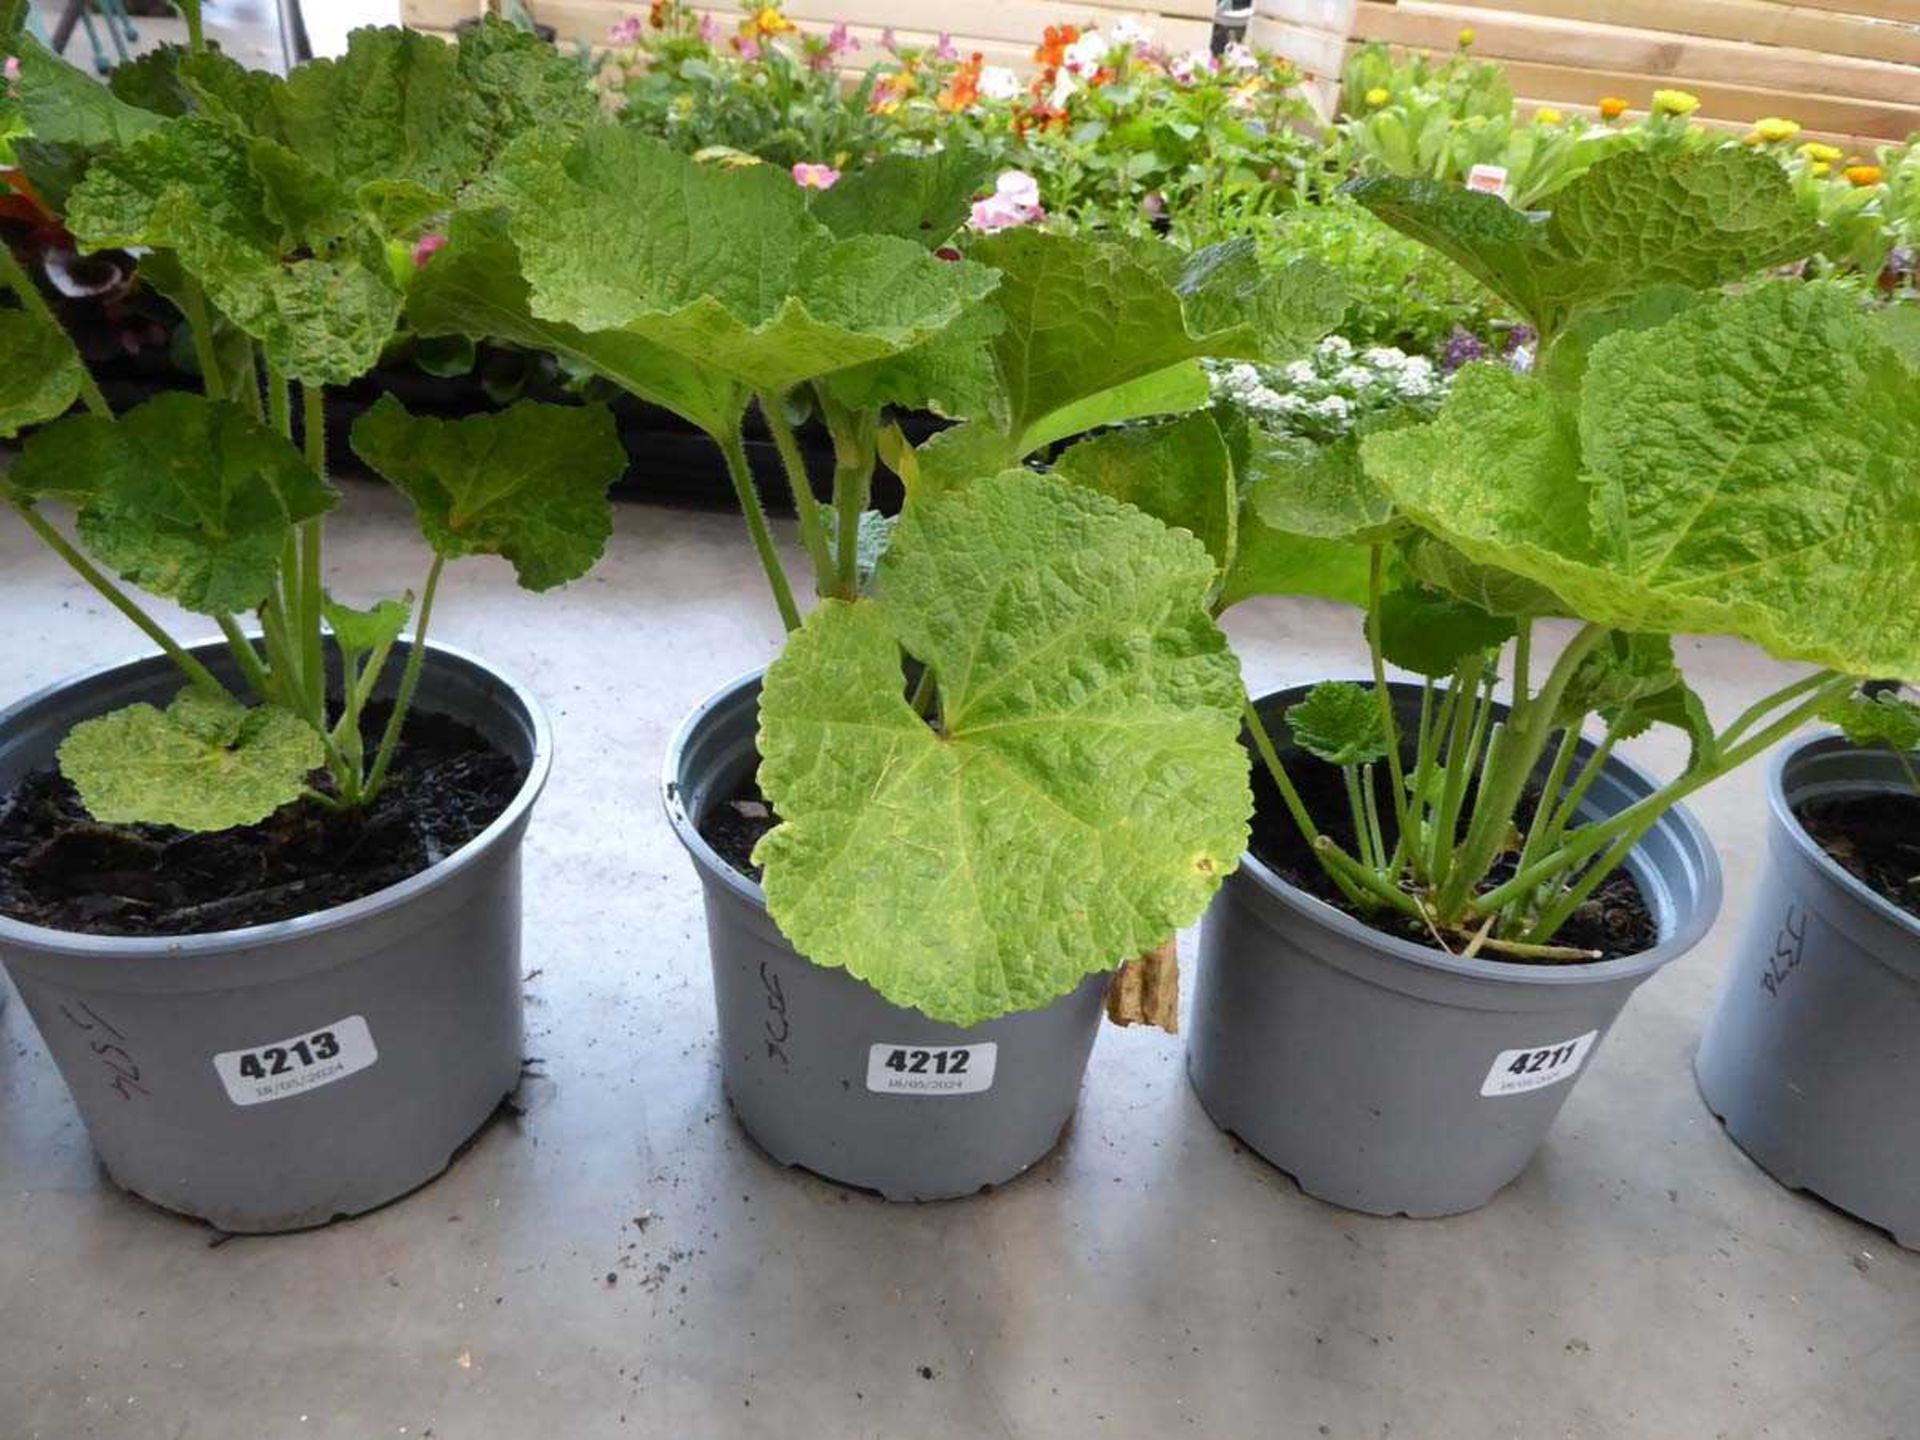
[213,1015,378,1106]
[1479,1030,1598,1098]
[866,1041,997,1096]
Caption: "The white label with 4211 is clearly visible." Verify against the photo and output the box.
[866,1041,997,1096]
[1479,1030,1598,1098]
[213,1015,378,1106]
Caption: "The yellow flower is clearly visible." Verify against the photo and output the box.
[1798,141,1843,164]
[1598,96,1628,120]
[744,4,792,39]
[1845,164,1884,187]
[1810,161,1830,177]
[1364,86,1389,106]
[1748,116,1799,144]
[1457,26,1475,46]
[1534,107,1563,125]
[1651,89,1699,116]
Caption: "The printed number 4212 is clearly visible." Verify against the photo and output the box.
[236,1030,341,1080]
[883,1047,970,1076]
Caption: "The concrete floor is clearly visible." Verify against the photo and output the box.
[1,487,1916,1440]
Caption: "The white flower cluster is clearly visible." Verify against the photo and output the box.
[1209,337,1447,441]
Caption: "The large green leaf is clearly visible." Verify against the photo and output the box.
[753,472,1249,1024]
[481,128,998,398]
[1362,283,1920,680]
[0,307,83,439]
[1370,586,1515,678]
[16,394,334,614]
[968,229,1343,456]
[1216,519,1370,612]
[807,146,992,249]
[406,208,747,437]
[8,35,163,147]
[1349,148,1818,338]
[1248,434,1402,546]
[59,689,323,831]
[349,394,626,591]
[66,115,403,384]
[1053,413,1236,574]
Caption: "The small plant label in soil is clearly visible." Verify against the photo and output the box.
[865,1043,998,1096]
[1479,1030,1598,1098]
[212,1016,378,1107]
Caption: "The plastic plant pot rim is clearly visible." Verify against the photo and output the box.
[0,636,553,960]
[1239,679,1724,991]
[1770,730,1920,944]
[661,664,772,914]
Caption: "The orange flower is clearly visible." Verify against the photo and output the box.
[1598,96,1628,120]
[1035,24,1079,70]
[1012,101,1069,136]
[938,52,984,111]
[1845,164,1884,187]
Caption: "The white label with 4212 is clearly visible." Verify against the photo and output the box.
[1479,1030,1598,1098]
[866,1041,997,1096]
[213,1015,378,1106]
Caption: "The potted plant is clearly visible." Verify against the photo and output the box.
[1695,686,1920,1247]
[0,19,626,1231]
[1176,145,1920,1217]
[415,112,1348,1196]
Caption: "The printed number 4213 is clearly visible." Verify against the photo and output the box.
[236,1030,341,1080]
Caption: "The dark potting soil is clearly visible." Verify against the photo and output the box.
[698,781,778,883]
[1796,791,1920,920]
[1248,754,1657,963]
[0,704,522,937]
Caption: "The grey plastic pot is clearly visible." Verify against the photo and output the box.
[0,637,549,1233]
[663,670,1107,1202]
[1695,734,1920,1248]
[1188,681,1722,1218]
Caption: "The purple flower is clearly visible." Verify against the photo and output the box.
[606,15,643,45]
[1439,328,1486,373]
[933,32,958,61]
[697,14,717,43]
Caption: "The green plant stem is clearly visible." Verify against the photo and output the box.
[0,244,112,420]
[11,500,224,695]
[822,406,876,600]
[717,426,801,632]
[756,394,836,596]
[182,0,205,50]
[1476,674,1853,927]
[267,360,291,440]
[364,555,445,798]
[299,384,327,710]
[215,615,273,701]
[1244,697,1373,910]
[1437,623,1605,918]
[177,278,226,402]
[1428,653,1486,892]
[1365,546,1413,854]
[1719,667,1837,747]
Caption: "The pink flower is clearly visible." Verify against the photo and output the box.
[697,14,717,42]
[968,170,1044,233]
[411,233,447,268]
[791,162,841,190]
[933,32,958,61]
[879,27,900,55]
[827,22,853,56]
[806,20,854,72]
[1140,191,1165,218]
[1168,48,1213,84]
[606,15,643,44]
[3,54,19,90]
[735,35,762,60]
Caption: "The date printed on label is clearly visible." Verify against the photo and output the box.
[866,1042,997,1096]
[1479,1030,1598,1097]
[213,1015,378,1106]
